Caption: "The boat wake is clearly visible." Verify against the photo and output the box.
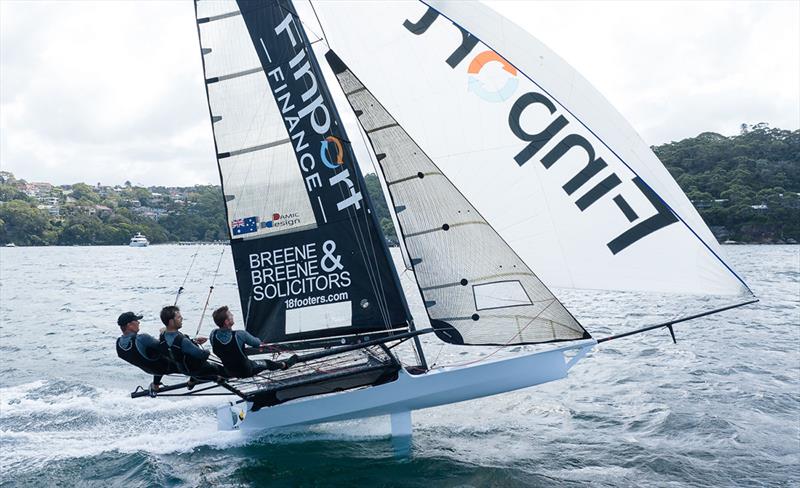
[0,378,419,475]
[0,380,246,473]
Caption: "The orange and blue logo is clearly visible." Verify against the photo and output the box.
[320,136,344,169]
[467,50,519,103]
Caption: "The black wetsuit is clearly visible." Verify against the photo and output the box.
[210,328,287,378]
[159,331,226,380]
[116,332,175,385]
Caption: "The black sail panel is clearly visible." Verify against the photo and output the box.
[195,0,409,343]
[233,225,404,343]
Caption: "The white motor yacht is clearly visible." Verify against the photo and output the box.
[129,233,149,247]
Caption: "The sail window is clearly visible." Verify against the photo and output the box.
[473,281,532,311]
[285,301,353,335]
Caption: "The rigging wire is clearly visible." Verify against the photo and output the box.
[194,247,227,337]
[174,248,200,306]
[308,0,329,44]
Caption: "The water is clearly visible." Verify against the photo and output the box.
[0,245,797,487]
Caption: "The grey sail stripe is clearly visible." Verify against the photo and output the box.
[439,314,571,323]
[344,86,368,97]
[471,271,538,282]
[420,281,465,291]
[207,67,263,84]
[365,122,399,134]
[197,10,241,24]
[404,220,487,238]
[418,271,539,291]
[217,138,291,159]
[421,271,539,291]
[386,172,438,186]
[440,313,574,327]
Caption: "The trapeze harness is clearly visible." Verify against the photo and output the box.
[159,331,208,374]
[210,329,253,378]
[116,333,170,375]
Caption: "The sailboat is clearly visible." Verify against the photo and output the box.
[132,0,756,437]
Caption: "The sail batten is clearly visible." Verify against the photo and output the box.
[197,10,241,24]
[217,138,291,159]
[206,66,264,84]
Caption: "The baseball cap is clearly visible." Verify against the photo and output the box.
[117,312,144,327]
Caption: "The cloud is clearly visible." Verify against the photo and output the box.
[1,0,798,186]
[1,0,215,186]
[490,0,800,144]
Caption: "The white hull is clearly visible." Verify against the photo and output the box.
[218,340,595,434]
[129,233,149,247]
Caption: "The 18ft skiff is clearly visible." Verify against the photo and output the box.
[132,0,756,437]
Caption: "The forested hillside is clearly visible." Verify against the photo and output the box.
[1,124,797,246]
[654,124,798,242]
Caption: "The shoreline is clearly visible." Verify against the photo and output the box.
[2,242,798,248]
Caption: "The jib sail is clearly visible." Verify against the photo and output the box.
[327,51,588,346]
[194,0,410,343]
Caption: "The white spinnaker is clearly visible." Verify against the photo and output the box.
[311,0,750,296]
[197,2,317,239]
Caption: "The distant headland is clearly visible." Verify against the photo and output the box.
[1,124,797,246]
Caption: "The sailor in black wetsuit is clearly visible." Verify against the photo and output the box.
[209,306,298,378]
[158,305,226,384]
[116,312,176,391]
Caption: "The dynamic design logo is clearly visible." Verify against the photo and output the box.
[261,212,301,229]
[467,50,519,102]
[320,135,344,169]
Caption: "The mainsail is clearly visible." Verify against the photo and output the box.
[311,0,753,300]
[194,0,410,344]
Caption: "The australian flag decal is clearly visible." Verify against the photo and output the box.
[231,216,258,236]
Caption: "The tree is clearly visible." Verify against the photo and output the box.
[0,201,54,245]
[0,184,31,203]
[655,126,799,243]
[70,183,100,203]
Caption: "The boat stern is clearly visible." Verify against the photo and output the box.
[218,402,249,430]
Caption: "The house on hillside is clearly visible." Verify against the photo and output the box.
[37,204,60,217]
[95,205,113,218]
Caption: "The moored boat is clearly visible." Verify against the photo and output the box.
[129,233,149,247]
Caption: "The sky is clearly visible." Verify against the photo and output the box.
[1,0,798,187]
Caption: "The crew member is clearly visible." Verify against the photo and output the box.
[116,311,175,391]
[158,305,226,385]
[210,305,298,378]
